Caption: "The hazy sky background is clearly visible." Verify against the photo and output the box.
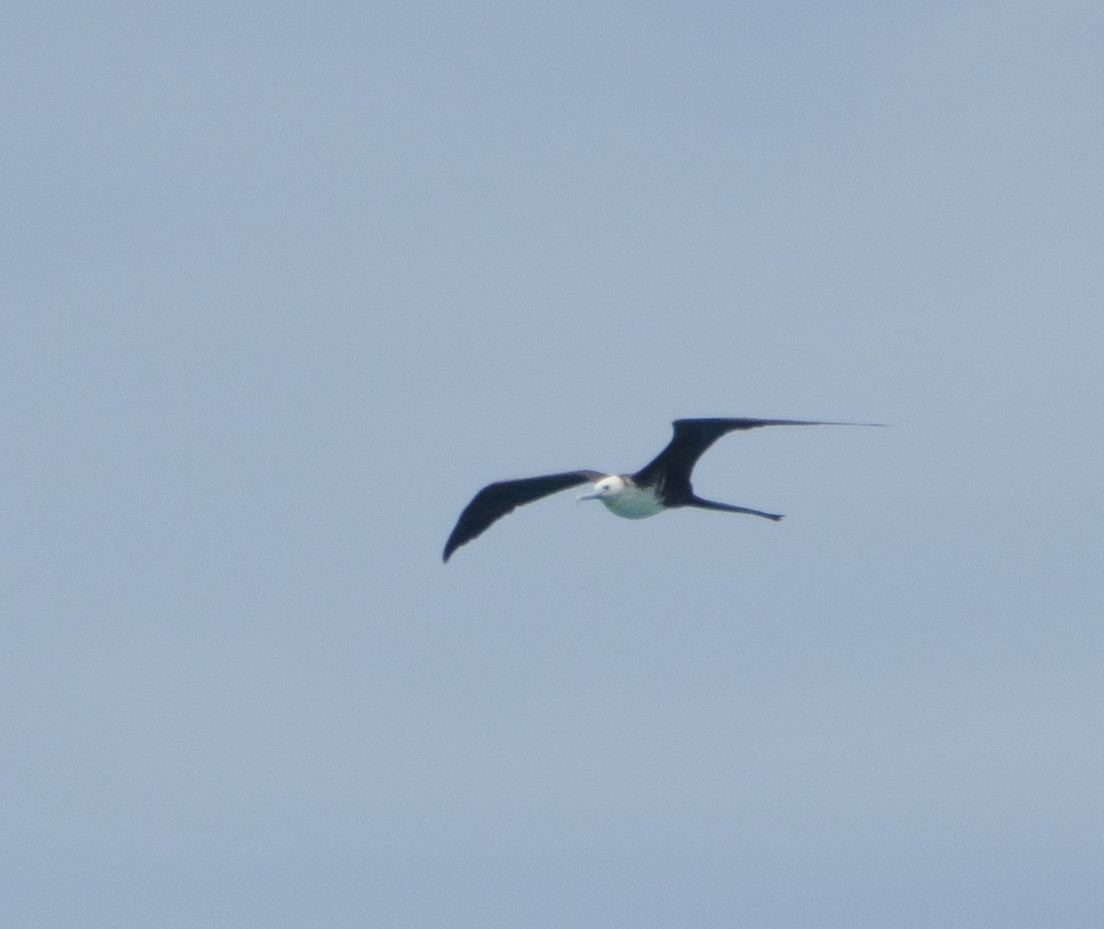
[3,3,1102,927]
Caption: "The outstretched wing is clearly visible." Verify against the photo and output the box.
[632,418,873,491]
[443,470,604,562]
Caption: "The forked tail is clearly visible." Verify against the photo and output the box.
[687,495,784,521]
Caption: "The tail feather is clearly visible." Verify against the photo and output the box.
[687,495,784,521]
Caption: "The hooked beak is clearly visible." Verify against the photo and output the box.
[577,487,601,502]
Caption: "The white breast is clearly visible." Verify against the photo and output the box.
[600,484,666,519]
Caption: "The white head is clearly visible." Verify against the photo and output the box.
[577,474,626,502]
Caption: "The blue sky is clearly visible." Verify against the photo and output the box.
[3,4,1102,927]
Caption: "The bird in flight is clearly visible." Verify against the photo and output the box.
[443,417,880,562]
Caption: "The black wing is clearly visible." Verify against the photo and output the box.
[632,418,873,492]
[443,470,604,562]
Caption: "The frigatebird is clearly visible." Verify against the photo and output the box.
[443,417,878,561]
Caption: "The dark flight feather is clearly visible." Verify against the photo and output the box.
[633,418,868,504]
[443,470,603,562]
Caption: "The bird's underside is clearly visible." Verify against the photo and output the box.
[442,417,879,561]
